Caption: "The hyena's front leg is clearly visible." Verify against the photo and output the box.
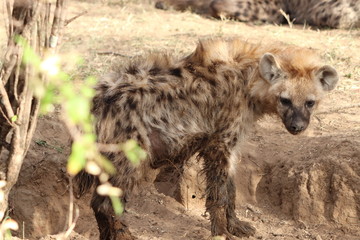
[201,145,233,239]
[91,193,134,240]
[226,177,256,237]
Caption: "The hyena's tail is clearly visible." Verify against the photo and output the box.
[74,170,97,198]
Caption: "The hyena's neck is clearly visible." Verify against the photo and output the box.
[245,66,277,118]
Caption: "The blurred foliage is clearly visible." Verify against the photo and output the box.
[17,37,146,215]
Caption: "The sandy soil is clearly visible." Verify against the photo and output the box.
[2,0,359,239]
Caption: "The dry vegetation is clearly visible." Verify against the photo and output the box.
[1,0,359,239]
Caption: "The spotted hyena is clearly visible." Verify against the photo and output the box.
[156,0,360,28]
[76,38,339,239]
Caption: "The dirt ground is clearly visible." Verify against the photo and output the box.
[1,0,359,239]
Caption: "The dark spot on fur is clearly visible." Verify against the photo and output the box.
[125,126,135,134]
[321,15,329,23]
[210,88,217,98]
[128,89,136,94]
[150,87,156,94]
[136,134,144,145]
[208,78,217,87]
[98,83,110,92]
[110,107,118,117]
[178,90,186,100]
[167,93,174,102]
[157,77,167,83]
[152,118,160,125]
[160,116,168,124]
[104,94,120,104]
[149,67,161,76]
[126,97,137,110]
[115,121,123,136]
[138,87,146,97]
[185,63,196,73]
[247,1,252,8]
[208,65,217,74]
[149,78,156,84]
[108,153,115,160]
[169,68,182,77]
[126,65,139,75]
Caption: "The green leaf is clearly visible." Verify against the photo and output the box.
[67,141,87,175]
[66,96,90,123]
[98,155,116,175]
[16,36,41,67]
[110,196,123,216]
[122,140,147,165]
[11,115,17,122]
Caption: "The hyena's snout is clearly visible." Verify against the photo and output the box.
[283,107,310,135]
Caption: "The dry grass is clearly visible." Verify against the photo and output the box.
[2,0,358,132]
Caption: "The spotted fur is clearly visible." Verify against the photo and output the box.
[156,0,360,28]
[76,38,339,240]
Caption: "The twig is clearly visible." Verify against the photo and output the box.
[67,177,73,234]
[4,0,13,38]
[64,10,88,26]
[97,51,132,58]
[62,177,79,239]
[97,143,122,152]
[0,107,13,126]
[279,8,295,28]
[64,207,79,239]
[0,80,16,120]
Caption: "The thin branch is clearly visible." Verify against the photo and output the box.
[64,207,79,239]
[1,44,19,86]
[97,143,122,153]
[0,81,15,119]
[68,177,74,230]
[96,51,132,58]
[24,99,40,154]
[5,0,13,37]
[64,10,88,26]
[0,107,13,126]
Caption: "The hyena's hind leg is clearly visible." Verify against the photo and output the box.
[200,142,233,239]
[200,141,256,239]
[91,152,140,240]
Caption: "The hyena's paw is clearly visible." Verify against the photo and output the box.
[227,218,256,237]
[114,219,136,240]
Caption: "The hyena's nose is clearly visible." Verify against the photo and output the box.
[290,122,305,133]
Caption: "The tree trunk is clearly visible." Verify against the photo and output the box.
[0,0,67,219]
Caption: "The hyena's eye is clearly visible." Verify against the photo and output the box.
[305,100,315,108]
[280,97,292,106]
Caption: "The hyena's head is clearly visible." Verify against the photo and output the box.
[259,52,339,135]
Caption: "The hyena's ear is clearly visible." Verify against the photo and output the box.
[259,53,283,84]
[315,65,339,91]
